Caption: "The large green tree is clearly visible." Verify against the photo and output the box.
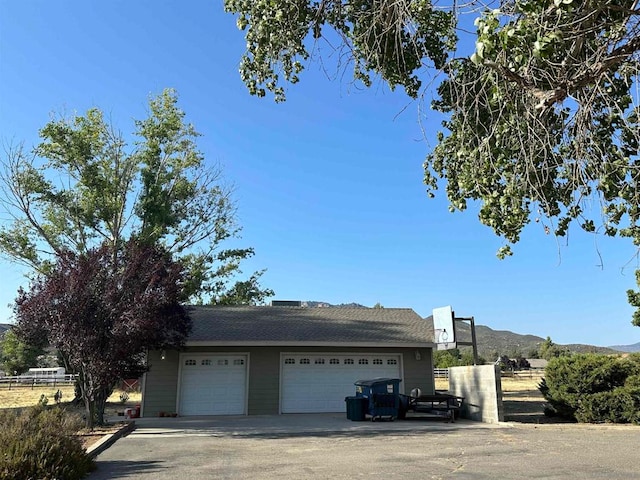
[225,0,640,322]
[0,329,43,376]
[0,89,272,304]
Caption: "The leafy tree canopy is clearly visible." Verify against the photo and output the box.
[225,0,640,323]
[433,348,485,367]
[15,240,191,428]
[0,329,44,376]
[224,0,455,101]
[539,336,571,360]
[0,88,272,305]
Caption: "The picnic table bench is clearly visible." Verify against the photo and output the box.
[400,392,464,422]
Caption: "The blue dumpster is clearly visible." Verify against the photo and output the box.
[354,378,402,421]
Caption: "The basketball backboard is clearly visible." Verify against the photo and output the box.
[433,305,456,350]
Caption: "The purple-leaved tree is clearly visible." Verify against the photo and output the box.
[14,240,191,428]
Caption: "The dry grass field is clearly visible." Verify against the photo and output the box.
[0,384,141,412]
[436,374,543,392]
[437,374,548,422]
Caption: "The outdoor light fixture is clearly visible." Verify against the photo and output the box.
[160,350,166,360]
[414,350,421,361]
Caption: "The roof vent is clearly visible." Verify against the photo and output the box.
[271,300,302,307]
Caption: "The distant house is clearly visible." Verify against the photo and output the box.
[527,359,548,370]
[142,305,436,417]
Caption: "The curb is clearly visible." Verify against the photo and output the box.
[86,421,136,458]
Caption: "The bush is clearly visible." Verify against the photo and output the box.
[540,353,640,424]
[0,405,95,480]
[575,387,640,423]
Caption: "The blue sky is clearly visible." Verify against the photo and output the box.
[1,0,639,348]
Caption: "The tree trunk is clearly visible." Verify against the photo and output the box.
[77,368,97,429]
[95,395,106,426]
[94,384,116,426]
[83,395,95,430]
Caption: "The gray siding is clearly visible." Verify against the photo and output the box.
[142,349,180,417]
[402,347,435,395]
[246,348,280,415]
[143,346,434,416]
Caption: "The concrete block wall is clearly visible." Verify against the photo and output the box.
[448,365,504,423]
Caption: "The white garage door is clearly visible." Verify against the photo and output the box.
[179,354,247,415]
[281,353,402,413]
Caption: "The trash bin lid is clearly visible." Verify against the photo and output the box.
[354,377,402,386]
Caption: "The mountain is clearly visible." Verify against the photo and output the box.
[300,301,629,357]
[608,342,640,353]
[0,323,11,336]
[302,301,368,308]
[453,321,620,359]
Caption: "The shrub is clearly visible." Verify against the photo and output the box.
[575,387,640,424]
[540,353,640,423]
[0,405,95,480]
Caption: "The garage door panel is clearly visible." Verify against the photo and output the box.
[179,355,247,416]
[281,354,401,413]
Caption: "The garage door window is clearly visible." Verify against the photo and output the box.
[329,358,340,365]
[373,359,383,365]
[185,359,196,366]
[359,359,369,365]
[300,358,310,364]
[314,358,325,364]
[201,359,211,366]
[284,358,295,364]
[344,358,354,364]
[387,359,397,365]
[233,359,245,365]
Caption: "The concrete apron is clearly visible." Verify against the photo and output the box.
[130,413,505,439]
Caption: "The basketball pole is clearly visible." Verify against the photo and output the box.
[454,316,479,365]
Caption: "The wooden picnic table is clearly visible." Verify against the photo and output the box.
[402,392,464,422]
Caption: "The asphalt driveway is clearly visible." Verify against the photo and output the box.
[89,414,640,479]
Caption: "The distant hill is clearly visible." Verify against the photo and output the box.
[301,301,632,357]
[609,342,640,353]
[303,301,368,308]
[0,324,11,336]
[452,321,620,359]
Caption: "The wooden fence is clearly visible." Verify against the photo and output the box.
[500,369,545,379]
[0,374,77,389]
[434,368,545,380]
[434,368,449,378]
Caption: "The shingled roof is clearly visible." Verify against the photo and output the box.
[185,305,434,347]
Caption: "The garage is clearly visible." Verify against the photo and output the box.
[178,354,247,415]
[143,305,434,417]
[280,353,402,413]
